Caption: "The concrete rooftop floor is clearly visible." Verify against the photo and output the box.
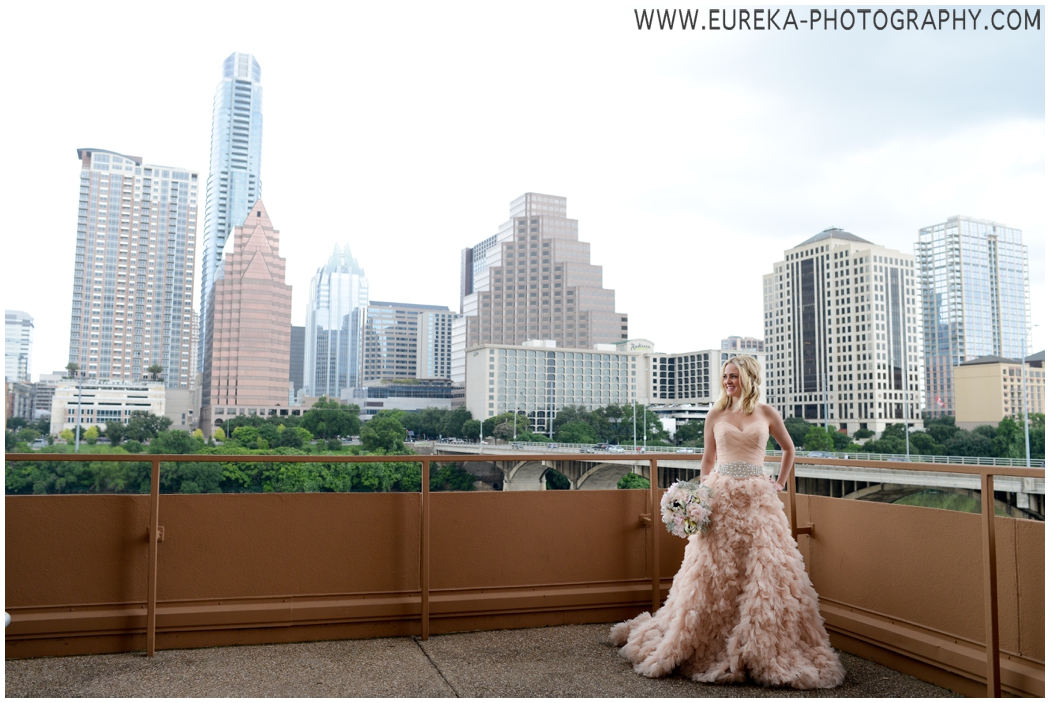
[5,623,958,698]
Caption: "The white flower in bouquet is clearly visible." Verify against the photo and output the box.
[660,480,713,539]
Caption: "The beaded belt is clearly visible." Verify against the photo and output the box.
[714,461,765,479]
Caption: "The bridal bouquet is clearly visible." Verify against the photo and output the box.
[660,480,713,538]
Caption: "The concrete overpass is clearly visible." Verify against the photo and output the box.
[428,443,1045,519]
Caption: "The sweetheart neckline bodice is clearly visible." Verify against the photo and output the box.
[713,420,768,466]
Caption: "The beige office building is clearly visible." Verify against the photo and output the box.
[199,201,292,434]
[763,228,924,436]
[49,380,165,434]
[954,353,1045,429]
[452,193,628,384]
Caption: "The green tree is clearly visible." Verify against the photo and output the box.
[124,412,172,442]
[149,430,205,455]
[441,406,473,438]
[213,426,226,442]
[802,426,833,452]
[300,397,361,440]
[545,469,570,490]
[430,463,476,491]
[783,417,812,449]
[7,417,28,431]
[231,426,263,449]
[146,364,163,381]
[104,421,126,445]
[65,362,79,378]
[83,426,100,445]
[16,428,39,444]
[5,431,16,452]
[992,416,1025,458]
[555,420,597,444]
[59,428,75,444]
[617,473,650,489]
[360,412,408,453]
[674,419,704,446]
[853,428,876,441]
[461,419,481,441]
[123,440,144,454]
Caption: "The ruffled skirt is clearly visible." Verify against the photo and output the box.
[610,473,845,689]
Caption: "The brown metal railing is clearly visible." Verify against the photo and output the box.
[5,450,1043,696]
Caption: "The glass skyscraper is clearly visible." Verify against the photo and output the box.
[199,52,263,370]
[303,246,369,397]
[67,149,197,389]
[917,216,1030,417]
[5,310,34,382]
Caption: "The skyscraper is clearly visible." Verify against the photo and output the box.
[199,52,263,372]
[416,309,458,379]
[917,216,1030,417]
[763,228,923,435]
[68,149,198,388]
[452,193,629,383]
[360,302,452,384]
[5,310,33,382]
[303,245,368,397]
[199,201,291,433]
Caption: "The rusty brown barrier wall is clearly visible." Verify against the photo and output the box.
[5,454,1044,697]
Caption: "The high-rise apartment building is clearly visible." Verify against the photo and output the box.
[303,245,368,397]
[360,302,452,383]
[5,310,33,382]
[416,310,458,379]
[763,228,923,435]
[199,201,291,433]
[199,52,264,371]
[452,193,629,383]
[917,216,1030,417]
[68,149,197,388]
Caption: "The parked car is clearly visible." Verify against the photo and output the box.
[675,447,694,454]
[579,447,596,454]
[594,443,609,451]
[547,443,558,449]
[607,445,626,453]
[511,442,524,449]
[807,451,832,458]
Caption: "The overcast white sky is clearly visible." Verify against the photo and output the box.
[1,2,1045,381]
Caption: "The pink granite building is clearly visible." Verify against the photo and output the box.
[200,201,292,434]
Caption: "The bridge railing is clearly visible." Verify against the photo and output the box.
[4,451,1044,696]
[429,440,1045,468]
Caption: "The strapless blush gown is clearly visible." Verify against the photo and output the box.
[610,421,845,689]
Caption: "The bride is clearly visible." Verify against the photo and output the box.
[610,355,845,689]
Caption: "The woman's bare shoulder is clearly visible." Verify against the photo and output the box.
[754,403,780,422]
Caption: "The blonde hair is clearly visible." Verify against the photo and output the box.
[714,355,762,414]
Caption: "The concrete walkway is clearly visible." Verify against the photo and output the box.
[5,623,957,697]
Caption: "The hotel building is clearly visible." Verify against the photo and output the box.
[452,193,629,384]
[68,149,197,388]
[954,352,1045,429]
[464,338,766,434]
[917,216,1030,418]
[199,201,292,432]
[763,228,923,435]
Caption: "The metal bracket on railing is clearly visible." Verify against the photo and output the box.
[147,525,164,543]
[795,524,814,536]
[639,514,652,527]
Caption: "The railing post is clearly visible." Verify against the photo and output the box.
[649,458,660,614]
[420,459,430,640]
[787,460,799,539]
[146,458,160,656]
[981,471,1001,697]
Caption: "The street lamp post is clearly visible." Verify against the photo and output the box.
[632,401,637,450]
[822,368,830,434]
[1021,324,1037,468]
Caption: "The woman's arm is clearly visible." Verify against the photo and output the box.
[764,405,794,491]
[699,410,719,478]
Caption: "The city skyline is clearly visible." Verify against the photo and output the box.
[1,3,1044,382]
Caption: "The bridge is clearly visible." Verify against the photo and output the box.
[427,443,1046,520]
